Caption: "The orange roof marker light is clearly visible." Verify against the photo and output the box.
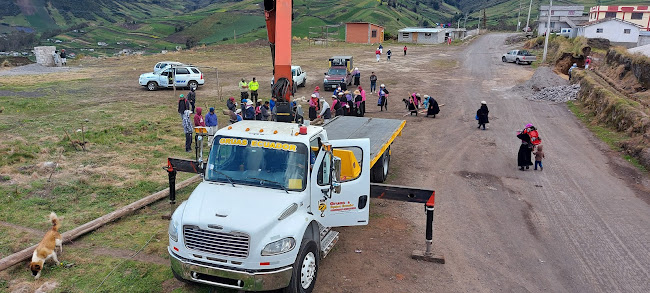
[245,128,250,132]
[274,130,278,134]
[227,126,232,130]
[259,129,264,133]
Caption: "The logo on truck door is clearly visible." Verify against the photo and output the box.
[318,200,327,217]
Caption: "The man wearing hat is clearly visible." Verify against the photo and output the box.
[244,100,255,120]
[235,109,243,122]
[227,97,237,112]
[177,94,189,119]
[205,107,218,145]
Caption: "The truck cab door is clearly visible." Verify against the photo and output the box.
[160,69,171,87]
[311,139,370,227]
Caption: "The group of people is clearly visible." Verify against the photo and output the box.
[406,92,440,117]
[177,89,218,152]
[51,49,68,67]
[239,77,260,104]
[226,96,274,122]
[517,123,544,171]
[374,44,407,62]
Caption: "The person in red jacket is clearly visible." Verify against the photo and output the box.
[404,45,407,56]
[375,48,381,62]
[193,107,205,127]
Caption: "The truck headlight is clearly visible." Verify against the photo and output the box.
[168,220,179,242]
[323,79,328,83]
[261,237,296,256]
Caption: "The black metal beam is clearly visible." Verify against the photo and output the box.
[167,158,204,174]
[370,183,434,204]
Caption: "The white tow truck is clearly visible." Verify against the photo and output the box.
[166,116,408,292]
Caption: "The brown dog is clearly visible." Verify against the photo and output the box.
[30,212,62,279]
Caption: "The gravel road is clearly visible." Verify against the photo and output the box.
[317,33,650,293]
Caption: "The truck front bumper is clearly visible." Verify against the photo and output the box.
[169,247,293,291]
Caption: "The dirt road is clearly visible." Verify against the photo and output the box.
[315,33,650,292]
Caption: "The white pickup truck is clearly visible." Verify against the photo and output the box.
[502,50,537,65]
[271,65,307,88]
[167,116,406,292]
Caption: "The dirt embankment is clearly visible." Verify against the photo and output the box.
[572,49,650,168]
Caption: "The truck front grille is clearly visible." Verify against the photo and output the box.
[183,226,250,258]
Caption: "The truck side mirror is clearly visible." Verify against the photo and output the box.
[324,72,327,75]
[332,157,342,194]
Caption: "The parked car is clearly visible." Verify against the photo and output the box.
[139,66,204,91]
[154,61,185,73]
[270,65,307,87]
[502,50,537,65]
[292,65,306,87]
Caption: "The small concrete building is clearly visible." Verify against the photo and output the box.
[397,27,466,44]
[537,5,588,36]
[576,18,641,47]
[345,22,384,44]
[33,46,56,67]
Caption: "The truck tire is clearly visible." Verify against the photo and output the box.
[370,146,390,183]
[502,57,506,62]
[515,58,521,65]
[284,240,319,293]
[147,81,158,91]
[188,81,198,90]
[301,79,306,87]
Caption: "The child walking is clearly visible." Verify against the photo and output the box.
[534,145,545,171]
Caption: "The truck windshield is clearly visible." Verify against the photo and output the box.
[327,68,347,76]
[205,136,308,191]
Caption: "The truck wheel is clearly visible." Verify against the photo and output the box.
[515,58,521,65]
[188,81,198,90]
[502,57,506,62]
[147,81,158,91]
[370,146,390,183]
[285,240,319,293]
[301,79,306,87]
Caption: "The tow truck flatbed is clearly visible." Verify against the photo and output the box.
[323,116,405,167]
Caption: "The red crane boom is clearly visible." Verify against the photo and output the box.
[264,0,293,104]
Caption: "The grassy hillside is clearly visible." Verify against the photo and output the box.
[42,0,463,55]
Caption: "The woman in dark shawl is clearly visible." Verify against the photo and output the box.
[426,95,439,118]
[517,125,534,171]
[476,101,489,130]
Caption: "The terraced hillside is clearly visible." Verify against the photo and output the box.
[34,0,463,54]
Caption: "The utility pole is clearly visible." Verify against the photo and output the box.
[525,0,533,33]
[517,0,522,32]
[542,0,552,62]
